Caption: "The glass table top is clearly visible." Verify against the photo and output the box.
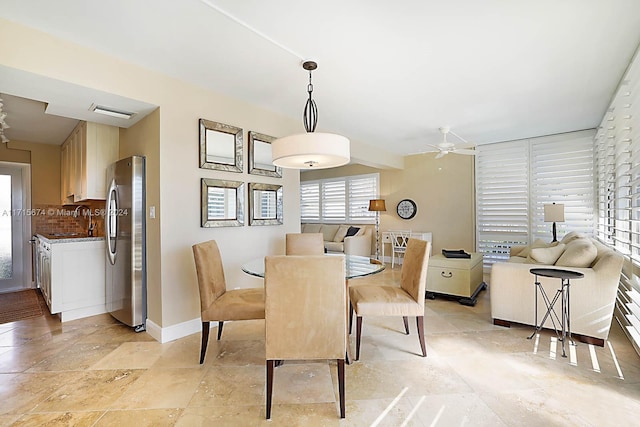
[242,254,385,279]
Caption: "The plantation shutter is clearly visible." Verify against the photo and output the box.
[321,180,346,222]
[300,182,320,222]
[348,175,377,221]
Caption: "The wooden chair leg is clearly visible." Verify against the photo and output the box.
[337,359,346,418]
[356,316,363,361]
[200,321,210,364]
[403,316,409,334]
[217,321,224,340]
[266,360,275,419]
[416,316,427,357]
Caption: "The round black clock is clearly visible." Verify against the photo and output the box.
[396,199,417,220]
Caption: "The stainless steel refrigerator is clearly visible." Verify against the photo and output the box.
[105,155,146,332]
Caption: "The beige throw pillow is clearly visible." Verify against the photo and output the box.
[560,231,587,245]
[529,243,566,265]
[518,238,550,258]
[333,225,350,242]
[555,238,597,268]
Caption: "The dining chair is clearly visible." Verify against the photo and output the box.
[390,230,412,268]
[264,255,347,419]
[285,232,325,255]
[192,240,265,364]
[349,238,431,360]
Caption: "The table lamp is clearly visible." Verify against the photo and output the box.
[368,199,386,260]
[544,203,565,242]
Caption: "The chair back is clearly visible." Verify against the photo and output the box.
[264,255,346,360]
[285,233,325,255]
[400,239,431,307]
[192,240,227,313]
[390,230,411,251]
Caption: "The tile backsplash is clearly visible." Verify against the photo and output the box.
[33,201,106,237]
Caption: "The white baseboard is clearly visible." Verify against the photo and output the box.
[145,317,201,343]
[60,304,107,322]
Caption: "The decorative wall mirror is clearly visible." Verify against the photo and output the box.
[248,183,283,226]
[248,131,282,178]
[201,178,244,227]
[199,118,243,172]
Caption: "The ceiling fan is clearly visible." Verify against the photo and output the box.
[414,126,477,159]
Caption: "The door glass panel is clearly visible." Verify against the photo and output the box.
[0,174,11,279]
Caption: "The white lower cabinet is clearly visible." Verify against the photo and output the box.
[38,237,107,322]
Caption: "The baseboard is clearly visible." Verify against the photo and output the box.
[145,317,201,343]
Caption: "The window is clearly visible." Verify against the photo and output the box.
[475,131,595,268]
[595,53,640,352]
[300,173,379,223]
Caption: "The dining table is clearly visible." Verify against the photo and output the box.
[241,254,386,363]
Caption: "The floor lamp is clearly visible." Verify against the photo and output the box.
[368,199,386,260]
[544,203,565,242]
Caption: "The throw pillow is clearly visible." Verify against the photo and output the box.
[555,238,597,268]
[517,238,550,258]
[345,226,360,237]
[560,231,587,245]
[529,244,566,265]
[333,225,350,242]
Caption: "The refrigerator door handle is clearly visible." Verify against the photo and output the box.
[106,178,118,265]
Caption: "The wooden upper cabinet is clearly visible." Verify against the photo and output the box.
[60,121,119,203]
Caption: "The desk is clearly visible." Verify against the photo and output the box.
[381,231,432,265]
[527,268,584,357]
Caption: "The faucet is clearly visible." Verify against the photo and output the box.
[87,209,94,237]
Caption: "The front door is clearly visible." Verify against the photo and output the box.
[0,164,29,293]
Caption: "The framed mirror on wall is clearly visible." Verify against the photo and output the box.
[201,178,245,227]
[199,119,243,172]
[248,183,283,226]
[248,131,281,178]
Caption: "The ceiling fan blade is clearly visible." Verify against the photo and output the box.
[453,142,476,149]
[409,144,441,155]
[435,151,448,159]
[452,148,476,155]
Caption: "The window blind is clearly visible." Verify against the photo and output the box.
[300,173,379,223]
[476,132,595,269]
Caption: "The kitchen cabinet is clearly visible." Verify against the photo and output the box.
[60,121,119,204]
[35,235,107,322]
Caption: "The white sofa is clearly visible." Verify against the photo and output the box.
[301,223,373,257]
[490,232,623,345]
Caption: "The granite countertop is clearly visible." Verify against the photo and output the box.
[36,233,105,243]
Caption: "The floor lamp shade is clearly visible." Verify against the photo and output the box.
[368,199,386,212]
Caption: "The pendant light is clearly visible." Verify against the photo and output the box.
[272,61,350,169]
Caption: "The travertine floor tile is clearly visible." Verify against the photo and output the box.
[189,365,264,407]
[27,342,121,372]
[89,341,168,370]
[175,406,262,427]
[95,408,183,426]
[10,411,104,427]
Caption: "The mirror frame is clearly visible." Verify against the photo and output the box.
[201,178,245,227]
[248,131,282,178]
[199,118,243,172]
[248,182,283,226]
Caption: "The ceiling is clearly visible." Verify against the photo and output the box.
[1,0,640,154]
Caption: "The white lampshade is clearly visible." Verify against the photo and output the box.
[544,203,565,222]
[272,132,350,169]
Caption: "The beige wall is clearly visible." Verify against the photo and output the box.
[119,109,163,325]
[0,140,61,205]
[302,153,476,254]
[0,18,306,332]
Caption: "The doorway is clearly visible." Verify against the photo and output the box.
[0,162,31,293]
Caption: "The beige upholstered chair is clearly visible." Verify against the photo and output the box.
[390,230,412,268]
[285,232,324,255]
[349,239,430,360]
[264,255,346,419]
[192,240,265,364]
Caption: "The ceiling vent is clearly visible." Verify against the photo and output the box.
[90,104,135,120]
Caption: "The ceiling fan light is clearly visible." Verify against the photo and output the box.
[272,132,350,169]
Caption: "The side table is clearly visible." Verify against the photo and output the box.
[426,252,486,306]
[527,268,584,357]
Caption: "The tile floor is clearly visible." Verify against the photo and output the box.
[1,268,639,426]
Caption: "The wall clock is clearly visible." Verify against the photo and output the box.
[396,199,417,220]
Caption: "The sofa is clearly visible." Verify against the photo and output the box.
[490,231,624,345]
[301,223,373,257]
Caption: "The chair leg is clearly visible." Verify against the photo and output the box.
[200,321,210,364]
[266,360,275,419]
[337,359,346,418]
[356,316,363,361]
[349,303,354,334]
[416,316,427,357]
[403,316,409,335]
[217,321,224,340]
